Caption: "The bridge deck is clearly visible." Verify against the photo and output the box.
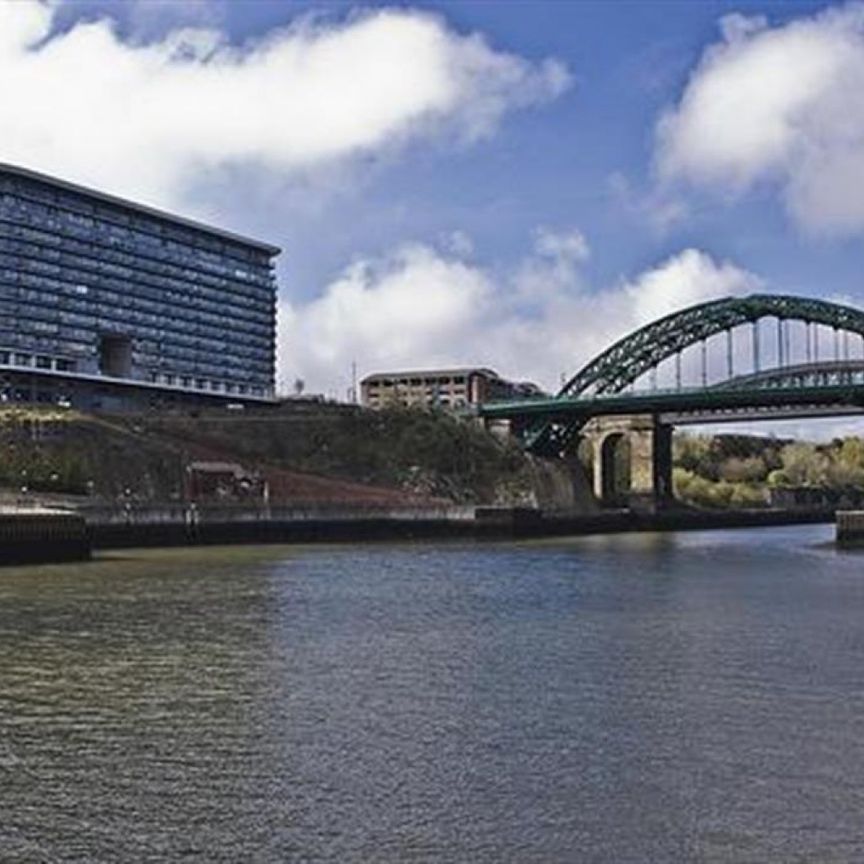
[479,382,864,424]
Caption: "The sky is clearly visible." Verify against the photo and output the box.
[6,0,864,433]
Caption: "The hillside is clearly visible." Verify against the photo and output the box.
[134,403,538,504]
[0,404,539,508]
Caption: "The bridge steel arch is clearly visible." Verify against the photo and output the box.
[560,294,864,398]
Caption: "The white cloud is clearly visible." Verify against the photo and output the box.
[621,247,760,324]
[0,1,569,208]
[658,12,835,191]
[656,3,864,236]
[279,233,762,395]
[279,244,492,396]
[533,226,590,263]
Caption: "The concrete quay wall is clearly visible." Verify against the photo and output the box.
[0,504,836,563]
[79,503,835,550]
[0,511,90,564]
[81,503,479,548]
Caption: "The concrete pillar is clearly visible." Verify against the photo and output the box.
[592,436,605,501]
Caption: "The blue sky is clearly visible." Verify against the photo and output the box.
[6,0,864,412]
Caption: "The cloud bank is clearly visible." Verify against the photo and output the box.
[2,0,569,207]
[657,3,864,236]
[279,233,763,395]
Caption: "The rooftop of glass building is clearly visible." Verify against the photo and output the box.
[0,162,281,257]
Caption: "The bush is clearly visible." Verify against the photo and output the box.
[673,466,767,509]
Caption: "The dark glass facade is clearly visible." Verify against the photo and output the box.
[0,164,278,405]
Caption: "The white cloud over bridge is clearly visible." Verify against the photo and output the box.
[657,4,864,237]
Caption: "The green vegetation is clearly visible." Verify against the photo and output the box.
[0,404,539,505]
[8,401,863,511]
[673,432,864,508]
[0,408,188,500]
[0,410,89,494]
[140,403,535,504]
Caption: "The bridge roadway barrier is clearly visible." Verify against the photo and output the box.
[0,510,90,565]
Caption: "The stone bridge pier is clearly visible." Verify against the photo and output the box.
[581,414,673,512]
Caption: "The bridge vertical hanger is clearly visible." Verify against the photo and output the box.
[834,327,840,360]
[752,321,760,373]
[806,321,812,363]
[777,318,784,367]
[701,339,707,387]
[726,329,733,379]
[675,352,682,390]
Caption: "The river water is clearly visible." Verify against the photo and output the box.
[2,526,864,862]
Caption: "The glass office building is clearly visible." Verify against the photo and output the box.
[0,163,278,410]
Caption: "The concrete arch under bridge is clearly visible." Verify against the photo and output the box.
[480,293,864,511]
[583,416,672,511]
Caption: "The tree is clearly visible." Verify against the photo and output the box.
[718,455,767,483]
[674,434,716,478]
[778,442,828,487]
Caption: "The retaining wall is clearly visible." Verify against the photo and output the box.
[81,503,836,549]
[837,510,864,545]
[0,512,90,564]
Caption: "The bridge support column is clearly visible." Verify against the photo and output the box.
[585,414,673,512]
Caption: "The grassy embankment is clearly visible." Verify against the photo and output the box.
[0,404,535,507]
[137,403,535,505]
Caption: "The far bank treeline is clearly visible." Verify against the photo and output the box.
[672,433,864,508]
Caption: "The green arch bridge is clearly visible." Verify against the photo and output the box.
[478,293,864,509]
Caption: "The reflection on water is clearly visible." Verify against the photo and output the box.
[2,527,864,862]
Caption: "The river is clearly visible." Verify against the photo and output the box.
[2,525,864,862]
